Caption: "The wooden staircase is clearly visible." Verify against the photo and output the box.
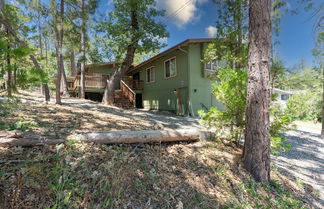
[113,90,134,109]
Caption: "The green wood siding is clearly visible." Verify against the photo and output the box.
[134,48,189,114]
[129,41,224,116]
[188,43,223,116]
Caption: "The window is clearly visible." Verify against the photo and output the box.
[146,66,155,83]
[204,60,219,71]
[164,57,176,78]
[281,94,289,101]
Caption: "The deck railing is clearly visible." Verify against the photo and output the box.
[69,75,108,90]
[68,75,143,92]
[122,78,143,90]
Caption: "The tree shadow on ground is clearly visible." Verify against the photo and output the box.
[0,140,318,209]
[272,130,324,207]
[2,95,200,145]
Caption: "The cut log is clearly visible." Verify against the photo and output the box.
[0,130,23,138]
[0,138,65,147]
[70,129,202,144]
[0,129,212,147]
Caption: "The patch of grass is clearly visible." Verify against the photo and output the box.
[0,99,17,117]
[230,179,307,209]
[184,191,211,209]
[0,99,18,130]
[296,177,305,187]
[8,116,37,131]
[212,163,228,178]
[48,159,82,209]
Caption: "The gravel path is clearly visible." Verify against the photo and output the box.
[273,127,324,207]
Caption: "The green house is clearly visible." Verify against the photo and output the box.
[67,39,223,115]
[127,38,223,116]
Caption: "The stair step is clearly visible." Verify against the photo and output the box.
[113,90,134,109]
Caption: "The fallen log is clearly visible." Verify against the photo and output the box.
[69,129,202,144]
[0,130,23,138]
[0,129,213,147]
[0,138,65,147]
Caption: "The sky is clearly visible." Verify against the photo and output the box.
[153,0,322,69]
[95,0,322,69]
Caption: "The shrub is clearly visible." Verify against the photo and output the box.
[199,68,292,153]
[199,68,247,144]
[286,90,322,121]
[270,106,293,155]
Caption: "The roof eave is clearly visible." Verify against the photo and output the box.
[128,38,215,73]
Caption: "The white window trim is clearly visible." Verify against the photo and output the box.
[204,60,219,72]
[146,66,155,83]
[164,56,177,79]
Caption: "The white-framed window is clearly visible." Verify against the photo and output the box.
[204,60,219,71]
[164,57,176,79]
[146,66,155,83]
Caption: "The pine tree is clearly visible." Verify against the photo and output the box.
[243,0,272,183]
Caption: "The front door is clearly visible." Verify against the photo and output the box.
[135,93,143,108]
[133,72,140,80]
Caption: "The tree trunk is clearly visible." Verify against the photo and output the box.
[13,65,17,89]
[54,0,65,105]
[243,0,271,183]
[70,50,76,76]
[321,68,324,137]
[6,38,12,97]
[37,0,43,57]
[79,0,86,99]
[60,65,68,96]
[55,43,62,104]
[102,5,139,105]
[0,16,50,101]
[0,0,3,11]
[38,28,43,57]
[42,83,50,102]
[233,0,243,69]
[45,36,48,67]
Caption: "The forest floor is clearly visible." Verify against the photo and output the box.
[0,91,322,208]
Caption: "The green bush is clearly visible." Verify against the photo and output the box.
[199,68,247,144]
[270,107,293,155]
[199,68,292,153]
[286,90,322,121]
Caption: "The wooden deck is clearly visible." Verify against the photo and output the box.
[67,75,143,92]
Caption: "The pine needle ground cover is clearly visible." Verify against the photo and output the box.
[0,92,320,208]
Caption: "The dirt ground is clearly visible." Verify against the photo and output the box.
[0,91,322,208]
[0,91,200,141]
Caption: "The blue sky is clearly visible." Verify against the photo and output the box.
[96,0,322,68]
[154,0,322,69]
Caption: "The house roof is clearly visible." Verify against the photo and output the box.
[128,38,215,73]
